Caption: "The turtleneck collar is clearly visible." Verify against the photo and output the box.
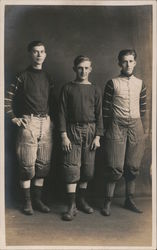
[27,65,43,73]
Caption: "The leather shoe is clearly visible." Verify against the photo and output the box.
[23,200,34,215]
[33,200,51,213]
[77,198,94,214]
[124,198,143,213]
[62,206,78,221]
[101,201,111,216]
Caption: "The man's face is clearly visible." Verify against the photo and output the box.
[119,54,136,76]
[74,60,92,81]
[30,45,46,66]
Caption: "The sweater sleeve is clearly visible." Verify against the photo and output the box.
[103,80,114,129]
[95,86,104,136]
[140,81,146,117]
[59,84,68,132]
[5,74,23,119]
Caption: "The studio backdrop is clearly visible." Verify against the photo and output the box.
[5,5,152,205]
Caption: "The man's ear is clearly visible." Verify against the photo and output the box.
[73,66,76,72]
[89,66,92,72]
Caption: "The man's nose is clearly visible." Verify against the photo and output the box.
[82,68,86,73]
[127,62,131,67]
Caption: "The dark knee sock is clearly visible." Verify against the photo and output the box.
[125,179,136,199]
[105,182,116,198]
[67,192,76,207]
[33,186,43,201]
[78,188,86,199]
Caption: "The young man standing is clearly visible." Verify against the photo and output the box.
[59,55,103,221]
[5,41,54,215]
[102,49,146,216]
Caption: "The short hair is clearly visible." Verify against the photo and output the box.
[73,55,92,67]
[118,49,137,62]
[27,41,45,52]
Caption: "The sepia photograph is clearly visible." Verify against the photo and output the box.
[0,0,156,249]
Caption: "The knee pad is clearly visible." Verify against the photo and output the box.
[124,171,137,181]
[80,171,94,182]
[111,173,122,182]
[80,162,95,182]
[107,167,123,182]
[20,165,35,180]
[63,163,80,183]
[35,161,51,178]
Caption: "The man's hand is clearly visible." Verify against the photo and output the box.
[91,136,100,150]
[61,132,72,152]
[11,117,28,128]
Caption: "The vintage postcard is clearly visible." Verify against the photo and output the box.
[0,0,156,250]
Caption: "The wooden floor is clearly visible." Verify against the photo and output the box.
[5,197,152,249]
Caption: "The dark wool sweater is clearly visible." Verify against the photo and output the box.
[5,66,54,118]
[59,82,103,136]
